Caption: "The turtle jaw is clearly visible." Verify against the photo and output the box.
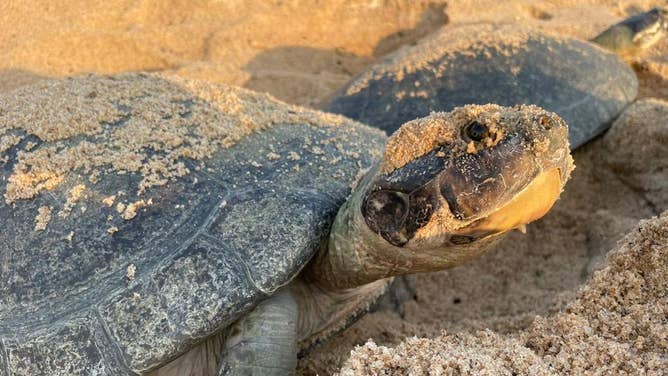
[632,7,668,49]
[450,167,563,240]
[406,123,573,249]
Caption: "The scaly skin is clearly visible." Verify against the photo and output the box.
[150,279,390,376]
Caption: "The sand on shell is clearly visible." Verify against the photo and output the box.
[1,1,667,375]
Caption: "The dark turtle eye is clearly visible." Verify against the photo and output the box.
[464,121,489,141]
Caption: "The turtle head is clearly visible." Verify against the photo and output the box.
[591,7,668,54]
[309,104,573,290]
[359,104,573,265]
[629,7,668,49]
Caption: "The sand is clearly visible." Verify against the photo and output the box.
[1,1,667,375]
[340,210,668,375]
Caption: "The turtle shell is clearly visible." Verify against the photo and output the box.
[0,74,384,375]
[325,24,638,148]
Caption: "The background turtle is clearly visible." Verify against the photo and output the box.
[0,73,572,375]
[324,7,668,149]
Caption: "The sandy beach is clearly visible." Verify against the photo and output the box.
[1,1,666,374]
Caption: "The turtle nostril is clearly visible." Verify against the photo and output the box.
[362,190,409,234]
[463,121,489,141]
[362,189,412,247]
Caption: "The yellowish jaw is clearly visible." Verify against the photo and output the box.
[459,168,563,235]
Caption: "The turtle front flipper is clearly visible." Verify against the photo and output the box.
[591,7,668,55]
[217,289,299,376]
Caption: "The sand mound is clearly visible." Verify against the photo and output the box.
[602,99,668,211]
[340,212,668,375]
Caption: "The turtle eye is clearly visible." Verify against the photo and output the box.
[464,121,489,141]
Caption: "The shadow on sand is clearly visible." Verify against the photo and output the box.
[241,2,448,107]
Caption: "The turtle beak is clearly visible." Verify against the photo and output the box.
[453,168,563,237]
[363,106,573,248]
[437,136,541,223]
[437,122,571,240]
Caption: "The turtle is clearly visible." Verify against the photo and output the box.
[0,71,573,376]
[324,7,668,149]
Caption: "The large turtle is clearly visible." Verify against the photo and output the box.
[0,72,573,376]
[325,7,668,149]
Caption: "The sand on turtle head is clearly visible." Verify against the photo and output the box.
[380,104,566,174]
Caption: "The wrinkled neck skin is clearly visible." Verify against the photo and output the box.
[306,174,506,292]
